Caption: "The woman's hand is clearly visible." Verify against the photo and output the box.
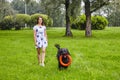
[35,43,37,46]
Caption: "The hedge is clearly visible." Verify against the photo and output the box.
[71,14,108,30]
[0,13,53,30]
[0,16,14,30]
[29,13,53,27]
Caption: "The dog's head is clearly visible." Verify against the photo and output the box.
[55,44,70,55]
[58,48,70,55]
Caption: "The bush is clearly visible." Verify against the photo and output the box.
[71,14,108,30]
[14,14,31,30]
[71,14,86,30]
[0,13,53,30]
[70,17,79,29]
[30,13,53,27]
[91,15,108,30]
[0,14,31,30]
[0,16,14,30]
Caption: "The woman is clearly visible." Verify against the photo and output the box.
[33,16,48,67]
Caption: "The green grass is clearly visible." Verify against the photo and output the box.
[0,27,120,80]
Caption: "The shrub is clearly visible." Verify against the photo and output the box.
[70,17,79,29]
[71,14,86,30]
[71,14,108,30]
[47,17,53,27]
[0,16,14,30]
[30,13,53,27]
[0,13,53,30]
[14,14,31,30]
[0,14,31,30]
[91,16,108,30]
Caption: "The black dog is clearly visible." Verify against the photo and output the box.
[55,44,72,70]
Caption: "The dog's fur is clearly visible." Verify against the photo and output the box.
[55,44,71,70]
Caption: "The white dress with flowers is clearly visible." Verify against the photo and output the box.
[33,25,48,48]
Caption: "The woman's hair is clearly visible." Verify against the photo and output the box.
[37,16,45,25]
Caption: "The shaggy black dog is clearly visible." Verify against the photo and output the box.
[55,44,72,70]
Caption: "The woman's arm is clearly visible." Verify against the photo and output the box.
[33,30,37,46]
[44,27,48,41]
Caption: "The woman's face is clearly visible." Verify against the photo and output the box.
[38,17,43,24]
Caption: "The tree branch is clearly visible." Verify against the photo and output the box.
[90,1,109,13]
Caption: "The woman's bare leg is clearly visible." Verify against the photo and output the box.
[37,48,41,64]
[41,47,46,66]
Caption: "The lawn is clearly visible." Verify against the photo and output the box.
[0,27,120,80]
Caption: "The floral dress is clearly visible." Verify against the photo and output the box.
[33,25,48,48]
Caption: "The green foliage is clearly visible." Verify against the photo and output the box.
[11,0,25,13]
[69,0,81,17]
[0,14,31,30]
[30,13,53,27]
[11,0,43,15]
[40,0,81,27]
[0,13,52,30]
[107,12,118,26]
[83,0,110,13]
[92,15,108,30]
[24,0,31,4]
[40,0,66,27]
[77,14,86,30]
[27,1,43,15]
[71,14,86,30]
[106,0,120,26]
[1,14,30,30]
[0,16,14,30]
[71,15,108,30]
[47,17,53,27]
[0,0,16,21]
[14,14,31,30]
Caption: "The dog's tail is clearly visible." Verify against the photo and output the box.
[55,44,60,50]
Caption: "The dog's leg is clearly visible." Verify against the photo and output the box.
[58,62,62,70]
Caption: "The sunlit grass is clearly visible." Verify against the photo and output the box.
[0,27,120,80]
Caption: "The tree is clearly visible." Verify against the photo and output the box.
[11,0,25,13]
[24,0,31,14]
[84,0,91,37]
[40,0,81,36]
[83,0,110,37]
[11,0,43,15]
[0,0,15,21]
[65,0,72,36]
[11,0,31,14]
[40,0,65,27]
[27,1,43,15]
[91,0,120,27]
[107,0,120,26]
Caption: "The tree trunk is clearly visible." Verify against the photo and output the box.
[65,0,73,37]
[85,0,92,37]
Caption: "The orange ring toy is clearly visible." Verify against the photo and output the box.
[59,54,72,67]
